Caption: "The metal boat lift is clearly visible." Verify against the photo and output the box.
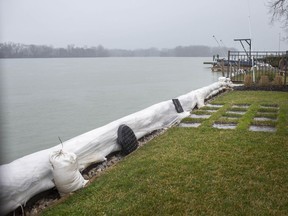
[234,38,252,61]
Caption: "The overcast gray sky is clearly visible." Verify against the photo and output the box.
[1,0,287,51]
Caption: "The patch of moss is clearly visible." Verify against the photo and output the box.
[228,107,248,112]
[216,117,240,125]
[251,120,277,127]
[181,117,205,123]
[201,106,220,111]
[222,112,243,118]
[258,107,279,113]
[254,113,278,119]
[192,110,212,115]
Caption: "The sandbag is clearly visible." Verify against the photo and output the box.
[49,150,88,196]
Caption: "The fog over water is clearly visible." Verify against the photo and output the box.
[0,0,287,51]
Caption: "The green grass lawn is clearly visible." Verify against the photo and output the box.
[42,91,288,216]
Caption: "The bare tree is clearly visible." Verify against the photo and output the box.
[269,0,288,30]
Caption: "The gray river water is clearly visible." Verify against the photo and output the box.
[0,57,220,164]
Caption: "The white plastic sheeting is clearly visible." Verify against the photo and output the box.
[0,78,231,215]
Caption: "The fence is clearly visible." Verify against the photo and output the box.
[226,51,287,85]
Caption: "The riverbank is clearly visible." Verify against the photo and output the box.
[2,78,231,215]
[1,57,219,164]
[39,90,288,215]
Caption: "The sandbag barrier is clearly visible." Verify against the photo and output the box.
[0,77,232,215]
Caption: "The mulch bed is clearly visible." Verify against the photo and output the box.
[233,85,288,92]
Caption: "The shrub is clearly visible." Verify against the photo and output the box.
[258,75,270,87]
[273,75,283,86]
[244,75,253,87]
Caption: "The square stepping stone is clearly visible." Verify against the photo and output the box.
[190,114,211,119]
[212,123,237,129]
[206,104,223,108]
[226,111,246,115]
[249,125,276,132]
[253,117,277,121]
[178,122,201,128]
[260,105,279,109]
[232,104,250,108]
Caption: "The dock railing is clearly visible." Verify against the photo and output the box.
[227,50,287,86]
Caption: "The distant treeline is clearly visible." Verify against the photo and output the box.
[0,42,236,58]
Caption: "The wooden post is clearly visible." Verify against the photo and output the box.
[226,50,230,78]
[285,51,288,86]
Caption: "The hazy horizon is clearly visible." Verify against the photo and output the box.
[0,41,237,50]
[1,0,288,52]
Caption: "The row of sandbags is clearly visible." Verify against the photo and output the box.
[0,78,232,215]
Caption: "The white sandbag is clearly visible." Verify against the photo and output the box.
[219,77,232,86]
[49,150,88,196]
[0,149,55,215]
[218,77,227,82]
[195,82,222,108]
[195,77,232,107]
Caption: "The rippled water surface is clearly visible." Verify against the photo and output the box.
[1,57,221,163]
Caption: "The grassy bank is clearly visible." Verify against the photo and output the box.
[43,91,288,216]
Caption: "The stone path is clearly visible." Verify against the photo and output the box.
[179,103,279,132]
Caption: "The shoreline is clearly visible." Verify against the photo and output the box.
[1,79,232,215]
[20,89,230,216]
